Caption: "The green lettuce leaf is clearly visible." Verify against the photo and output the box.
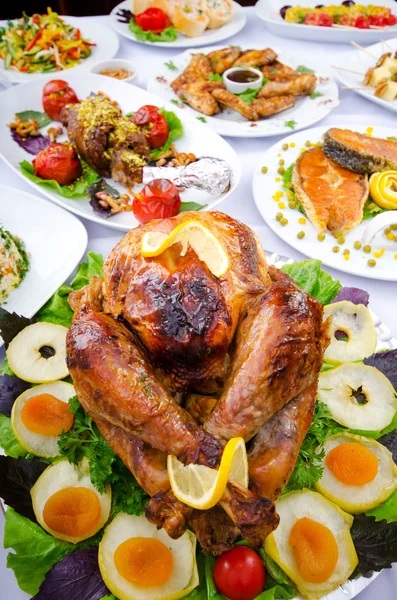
[20,160,99,199]
[363,198,386,220]
[0,358,14,376]
[36,252,104,327]
[0,414,27,458]
[366,489,397,523]
[281,259,341,304]
[180,202,207,212]
[15,110,52,128]
[128,18,178,42]
[150,109,184,161]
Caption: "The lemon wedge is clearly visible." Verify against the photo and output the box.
[141,220,229,278]
[168,437,248,510]
[369,171,397,210]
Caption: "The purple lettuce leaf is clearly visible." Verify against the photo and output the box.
[87,179,120,218]
[33,548,110,600]
[364,349,397,391]
[0,307,35,349]
[332,287,369,307]
[378,430,397,463]
[0,374,31,417]
[0,456,47,522]
[11,129,51,155]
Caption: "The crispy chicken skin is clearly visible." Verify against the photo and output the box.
[233,48,277,67]
[251,95,296,118]
[204,268,329,442]
[261,60,298,80]
[171,53,213,94]
[207,46,242,74]
[102,211,269,392]
[248,383,317,500]
[258,74,317,99]
[177,81,225,116]
[211,88,259,121]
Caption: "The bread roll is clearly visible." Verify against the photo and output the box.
[172,0,209,36]
[151,0,177,18]
[132,0,154,15]
[202,0,234,29]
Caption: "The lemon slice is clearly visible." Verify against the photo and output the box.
[141,220,229,278]
[168,437,248,510]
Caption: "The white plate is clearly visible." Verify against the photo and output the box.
[109,0,247,48]
[0,73,241,232]
[334,38,397,113]
[0,184,87,347]
[252,124,397,281]
[0,18,119,83]
[255,0,397,44]
[147,46,339,138]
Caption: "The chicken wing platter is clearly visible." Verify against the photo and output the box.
[1,212,397,600]
[253,124,397,280]
[147,45,339,137]
[334,38,397,113]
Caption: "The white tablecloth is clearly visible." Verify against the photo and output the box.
[0,7,396,599]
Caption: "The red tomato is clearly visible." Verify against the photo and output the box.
[135,8,171,33]
[304,11,333,26]
[33,143,82,186]
[42,80,79,121]
[132,106,169,149]
[353,15,370,28]
[213,547,266,600]
[133,179,181,223]
[132,105,160,126]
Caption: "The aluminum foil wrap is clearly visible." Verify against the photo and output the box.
[142,157,232,195]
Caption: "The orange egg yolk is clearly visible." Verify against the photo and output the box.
[114,537,174,587]
[289,517,339,584]
[326,442,379,486]
[43,487,101,537]
[21,394,74,436]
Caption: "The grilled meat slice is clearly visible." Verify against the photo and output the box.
[293,147,369,234]
[248,383,317,500]
[323,127,397,174]
[251,95,295,117]
[211,88,259,121]
[261,60,298,80]
[204,268,329,442]
[233,48,277,68]
[178,81,225,116]
[258,74,317,98]
[207,46,241,74]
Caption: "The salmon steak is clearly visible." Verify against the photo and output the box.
[323,128,397,175]
[292,147,369,234]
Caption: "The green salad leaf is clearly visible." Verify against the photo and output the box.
[296,65,315,74]
[237,87,261,104]
[180,201,207,212]
[129,18,178,42]
[208,73,222,82]
[281,259,341,304]
[20,160,100,199]
[285,120,297,129]
[149,108,184,161]
[367,489,397,523]
[36,252,104,327]
[0,414,28,458]
[0,358,13,376]
[15,110,52,128]
[363,198,386,220]
[310,91,323,100]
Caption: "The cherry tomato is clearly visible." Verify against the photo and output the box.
[42,80,79,121]
[33,143,82,186]
[133,179,181,223]
[132,105,160,126]
[353,15,370,28]
[132,106,169,149]
[135,8,171,33]
[213,546,266,600]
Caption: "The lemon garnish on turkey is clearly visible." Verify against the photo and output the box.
[140,220,229,278]
[168,437,248,510]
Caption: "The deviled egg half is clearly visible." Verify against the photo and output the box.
[31,458,111,544]
[99,513,198,600]
[11,381,75,458]
[265,489,358,599]
[315,433,397,513]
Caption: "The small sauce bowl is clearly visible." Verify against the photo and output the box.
[223,67,263,94]
[90,59,138,84]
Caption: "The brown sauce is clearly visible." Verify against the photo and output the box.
[227,69,260,83]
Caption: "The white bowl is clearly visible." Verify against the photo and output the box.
[223,67,263,93]
[90,59,138,83]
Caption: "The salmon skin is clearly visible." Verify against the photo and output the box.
[323,128,397,175]
[292,147,369,234]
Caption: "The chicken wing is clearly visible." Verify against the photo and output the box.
[248,383,317,500]
[171,53,213,94]
[258,74,317,98]
[207,46,242,74]
[204,269,329,442]
[261,60,298,81]
[211,88,259,121]
[178,81,225,116]
[233,48,277,68]
[251,95,296,117]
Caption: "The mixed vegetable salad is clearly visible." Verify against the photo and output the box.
[0,9,95,73]
[1,255,397,600]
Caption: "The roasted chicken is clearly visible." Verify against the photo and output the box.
[66,211,329,554]
[178,81,225,116]
[211,88,259,120]
[258,74,317,98]
[60,94,150,185]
